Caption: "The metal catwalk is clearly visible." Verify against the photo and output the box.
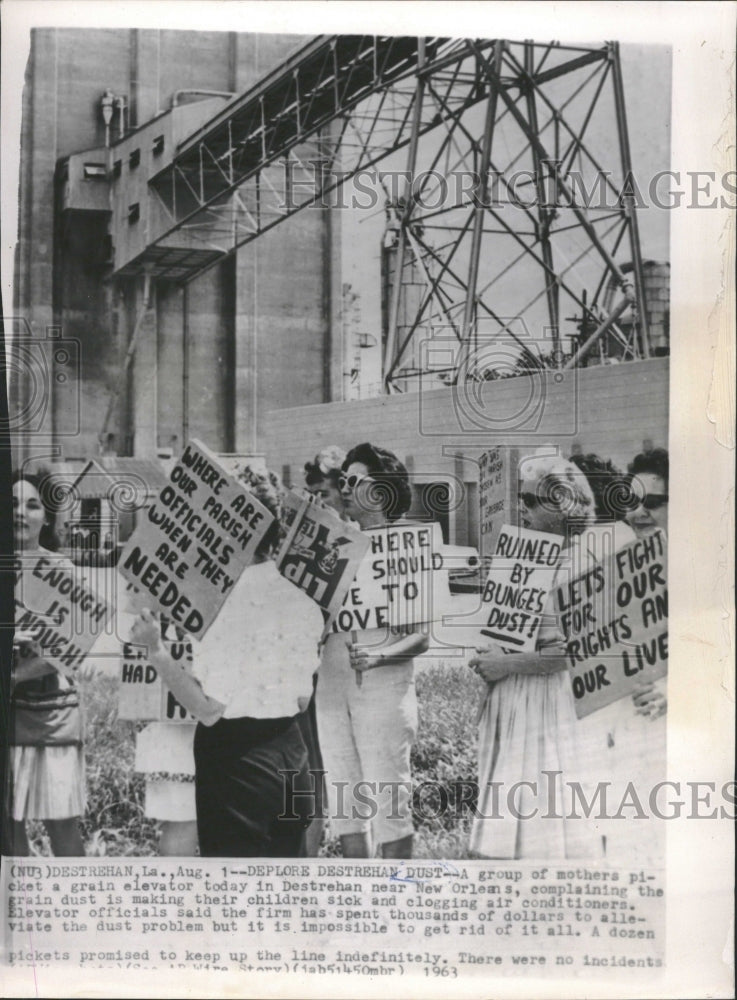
[129,35,651,386]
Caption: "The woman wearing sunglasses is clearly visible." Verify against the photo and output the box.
[468,454,600,860]
[316,443,428,859]
[584,446,668,867]
[626,447,669,539]
[566,451,666,864]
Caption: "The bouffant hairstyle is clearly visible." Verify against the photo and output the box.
[342,442,412,523]
[518,454,595,534]
[12,468,60,551]
[569,452,633,522]
[303,445,345,490]
[231,463,284,557]
[628,447,669,488]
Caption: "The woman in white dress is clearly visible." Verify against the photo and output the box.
[133,621,198,857]
[316,443,428,860]
[468,455,601,860]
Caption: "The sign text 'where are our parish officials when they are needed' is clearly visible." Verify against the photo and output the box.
[117,440,273,638]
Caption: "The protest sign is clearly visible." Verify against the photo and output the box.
[476,524,562,651]
[14,553,112,677]
[555,529,668,718]
[331,522,478,634]
[118,621,194,722]
[117,439,273,639]
[275,491,369,627]
[478,446,518,560]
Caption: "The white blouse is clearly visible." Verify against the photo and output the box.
[191,560,324,719]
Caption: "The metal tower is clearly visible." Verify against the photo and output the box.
[77,35,654,393]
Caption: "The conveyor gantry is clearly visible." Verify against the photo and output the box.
[108,34,653,382]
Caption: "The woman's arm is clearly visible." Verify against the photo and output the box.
[469,642,567,683]
[11,638,58,689]
[130,610,225,726]
[349,628,430,675]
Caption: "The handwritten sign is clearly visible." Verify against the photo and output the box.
[275,491,369,627]
[14,553,112,677]
[331,522,478,634]
[117,439,273,639]
[118,621,194,722]
[477,524,562,651]
[555,530,668,718]
[478,446,518,559]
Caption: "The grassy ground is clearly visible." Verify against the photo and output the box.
[25,663,486,858]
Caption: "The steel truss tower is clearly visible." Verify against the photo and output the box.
[123,35,651,391]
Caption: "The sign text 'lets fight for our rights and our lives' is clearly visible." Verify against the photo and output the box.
[555,530,668,717]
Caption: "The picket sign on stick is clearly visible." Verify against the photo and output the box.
[555,529,668,718]
[14,553,112,678]
[330,522,478,635]
[475,524,563,652]
[117,439,273,640]
[275,490,369,629]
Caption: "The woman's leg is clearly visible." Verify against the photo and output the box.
[158,820,198,857]
[381,833,413,859]
[45,817,84,856]
[9,820,30,856]
[340,831,372,858]
[352,666,418,857]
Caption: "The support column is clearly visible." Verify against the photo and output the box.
[234,243,259,455]
[130,279,158,455]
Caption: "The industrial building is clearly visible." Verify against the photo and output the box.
[9,28,669,550]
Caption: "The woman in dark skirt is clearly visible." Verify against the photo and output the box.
[131,466,325,857]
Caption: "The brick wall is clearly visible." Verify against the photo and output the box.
[265,358,669,531]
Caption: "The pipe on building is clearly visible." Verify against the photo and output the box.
[171,89,235,108]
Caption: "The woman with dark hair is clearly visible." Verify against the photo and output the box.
[569,452,637,530]
[8,471,85,855]
[469,455,600,859]
[316,443,427,859]
[131,465,325,857]
[627,447,669,538]
[303,445,347,518]
[295,446,347,855]
[584,446,668,865]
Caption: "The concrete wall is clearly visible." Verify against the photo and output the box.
[13,27,327,464]
[264,357,669,543]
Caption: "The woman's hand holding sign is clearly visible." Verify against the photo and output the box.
[469,640,568,682]
[349,642,383,675]
[130,608,163,658]
[12,634,56,687]
[349,629,431,687]
[468,647,510,684]
[130,608,224,726]
[632,679,667,720]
